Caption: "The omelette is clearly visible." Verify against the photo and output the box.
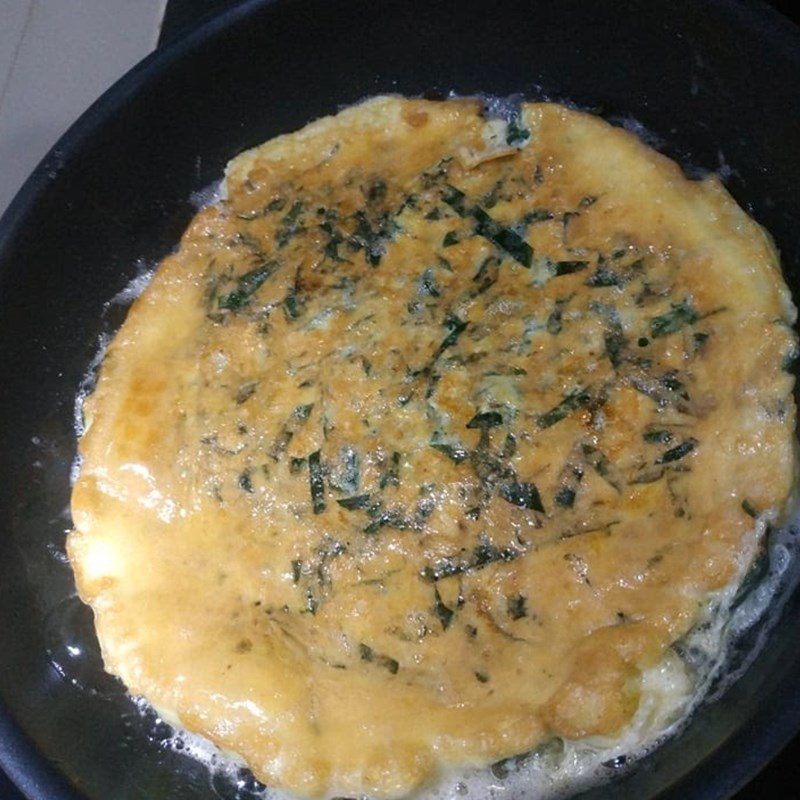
[68,97,797,798]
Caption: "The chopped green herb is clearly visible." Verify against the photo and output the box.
[507,594,527,620]
[358,643,372,660]
[586,267,622,287]
[433,315,468,359]
[269,404,314,461]
[466,411,503,429]
[590,301,626,368]
[308,450,326,514]
[359,643,399,674]
[291,560,302,583]
[554,486,576,508]
[581,444,618,488]
[742,499,759,518]
[238,470,253,493]
[320,220,346,262]
[289,457,307,474]
[650,301,698,338]
[656,438,697,464]
[501,432,517,458]
[418,267,441,298]
[276,200,305,248]
[605,330,626,368]
[400,193,418,212]
[236,382,257,404]
[217,262,278,310]
[336,494,372,510]
[366,178,387,203]
[350,210,397,267]
[294,404,313,421]
[481,181,503,208]
[694,331,710,352]
[506,115,530,146]
[472,207,533,267]
[421,541,524,582]
[420,157,453,189]
[547,298,567,335]
[630,371,690,410]
[473,256,499,296]
[430,438,470,463]
[379,451,401,489]
[415,484,437,521]
[433,587,455,630]
[442,230,460,247]
[469,447,516,504]
[475,671,490,683]
[442,184,467,214]
[537,389,591,429]
[386,656,400,675]
[282,270,306,320]
[643,430,673,444]
[638,337,650,347]
[484,364,527,377]
[553,260,588,277]
[443,184,532,267]
[305,589,318,615]
[579,195,597,207]
[498,480,545,512]
[523,209,554,224]
[476,540,518,567]
[363,506,417,535]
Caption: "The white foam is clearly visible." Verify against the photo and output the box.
[108,261,156,306]
[190,178,224,210]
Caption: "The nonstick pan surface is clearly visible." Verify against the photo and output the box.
[2,1,800,798]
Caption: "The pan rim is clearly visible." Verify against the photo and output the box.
[1,1,800,798]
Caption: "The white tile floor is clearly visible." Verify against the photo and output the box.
[0,0,166,216]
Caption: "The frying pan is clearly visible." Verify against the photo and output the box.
[2,0,800,797]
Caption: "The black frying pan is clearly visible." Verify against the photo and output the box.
[2,1,800,797]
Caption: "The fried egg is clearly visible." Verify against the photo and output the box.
[68,96,797,798]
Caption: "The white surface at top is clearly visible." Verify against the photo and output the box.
[0,0,166,217]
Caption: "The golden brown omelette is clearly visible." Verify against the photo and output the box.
[68,97,798,798]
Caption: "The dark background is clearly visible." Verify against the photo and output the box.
[1,0,799,797]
